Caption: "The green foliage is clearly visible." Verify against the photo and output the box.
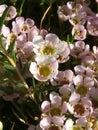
[0,7,9,30]
[0,0,6,4]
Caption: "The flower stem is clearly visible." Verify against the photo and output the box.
[0,36,32,96]
[18,0,26,16]
[39,0,53,32]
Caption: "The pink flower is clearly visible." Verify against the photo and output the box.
[87,17,98,36]
[57,5,72,21]
[69,12,86,26]
[33,33,70,63]
[0,4,17,21]
[72,25,87,40]
[67,92,93,118]
[50,69,74,86]
[13,17,35,34]
[70,41,90,58]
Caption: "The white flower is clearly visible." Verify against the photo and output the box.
[29,59,58,81]
[33,33,69,63]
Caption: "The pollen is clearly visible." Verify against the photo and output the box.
[50,107,61,116]
[71,125,83,130]
[38,64,52,77]
[76,85,88,96]
[40,44,55,55]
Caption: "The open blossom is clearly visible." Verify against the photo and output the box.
[50,69,74,86]
[1,24,18,44]
[70,41,90,58]
[29,59,58,81]
[57,5,72,21]
[73,74,94,97]
[72,24,87,40]
[87,17,98,36]
[69,12,86,26]
[0,4,17,21]
[67,92,93,118]
[40,92,67,129]
[32,33,70,63]
[66,1,83,14]
[12,17,35,34]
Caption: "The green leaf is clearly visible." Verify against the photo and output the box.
[4,63,14,70]
[0,0,6,4]
[0,7,9,30]
[17,83,25,88]
[8,40,16,62]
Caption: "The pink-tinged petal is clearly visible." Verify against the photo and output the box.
[51,95,62,107]
[84,77,94,87]
[49,91,59,101]
[40,117,51,130]
[62,102,67,113]
[40,29,48,38]
[16,34,27,49]
[22,41,33,53]
[16,17,24,25]
[75,40,85,49]
[1,25,10,37]
[82,55,94,65]
[29,62,37,75]
[59,85,70,96]
[51,59,58,71]
[25,18,35,27]
[72,25,87,40]
[74,65,85,74]
[41,100,50,113]
[57,5,71,21]
[28,26,39,41]
[52,116,64,126]
[79,45,90,57]
[74,75,83,86]
[76,117,87,127]
[69,92,80,104]
[64,69,74,83]
[0,4,7,17]
[7,6,17,20]
[12,21,20,34]
[33,74,50,82]
[45,33,59,44]
[67,103,74,114]
[67,1,82,11]
[81,97,92,107]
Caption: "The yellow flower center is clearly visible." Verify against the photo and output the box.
[8,33,17,42]
[50,107,61,116]
[38,64,52,77]
[76,85,88,96]
[71,125,83,130]
[21,24,29,32]
[40,44,55,55]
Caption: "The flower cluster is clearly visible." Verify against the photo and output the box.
[0,0,98,130]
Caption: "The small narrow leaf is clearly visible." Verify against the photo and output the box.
[0,7,9,30]
[8,40,16,62]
